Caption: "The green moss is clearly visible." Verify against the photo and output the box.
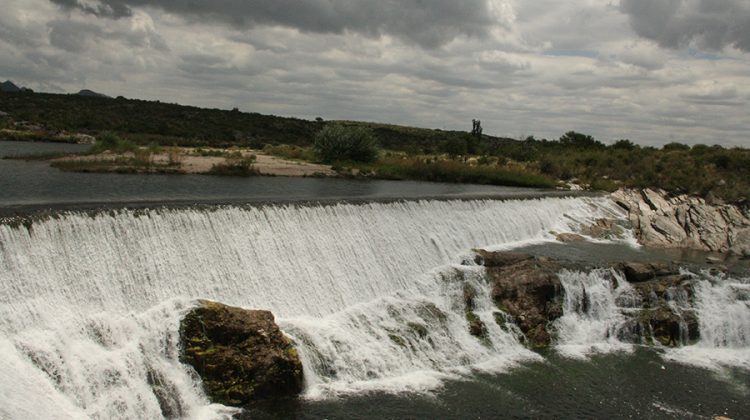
[406,322,428,339]
[388,334,407,348]
[463,283,477,311]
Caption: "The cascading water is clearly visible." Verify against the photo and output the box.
[552,269,641,358]
[665,272,750,370]
[553,266,750,370]
[0,197,625,419]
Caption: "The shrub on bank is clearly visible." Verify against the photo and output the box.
[90,132,137,153]
[313,124,380,163]
[208,156,259,177]
[365,157,556,189]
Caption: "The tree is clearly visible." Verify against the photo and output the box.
[440,136,468,158]
[313,123,380,163]
[559,131,604,149]
[611,139,636,150]
[471,119,482,138]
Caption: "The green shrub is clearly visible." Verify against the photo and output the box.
[313,124,380,163]
[91,132,137,153]
[207,157,259,177]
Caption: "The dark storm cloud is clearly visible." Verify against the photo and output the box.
[621,0,750,52]
[50,0,132,18]
[48,0,502,48]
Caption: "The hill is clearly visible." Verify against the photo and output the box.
[1,80,32,93]
[0,90,512,150]
[76,89,110,98]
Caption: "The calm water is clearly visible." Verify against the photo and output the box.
[244,349,750,419]
[0,141,578,214]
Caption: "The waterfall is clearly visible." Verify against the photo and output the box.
[665,272,750,370]
[0,196,633,419]
[553,267,750,370]
[552,269,641,358]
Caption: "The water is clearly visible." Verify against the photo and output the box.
[0,196,630,418]
[0,141,579,213]
[1,142,749,419]
[553,269,640,358]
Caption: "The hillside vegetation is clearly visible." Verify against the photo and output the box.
[1,91,748,202]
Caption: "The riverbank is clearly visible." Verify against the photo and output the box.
[46,147,337,177]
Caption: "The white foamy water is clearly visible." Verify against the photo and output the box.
[553,267,750,371]
[0,197,629,419]
[553,269,640,358]
[665,273,750,371]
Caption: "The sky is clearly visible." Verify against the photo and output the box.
[1,0,749,147]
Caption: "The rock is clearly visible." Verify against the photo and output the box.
[179,300,304,407]
[730,228,750,256]
[480,252,563,347]
[556,233,585,243]
[612,188,750,255]
[706,256,723,264]
[617,262,677,283]
[478,250,703,349]
[580,218,625,239]
[474,250,532,268]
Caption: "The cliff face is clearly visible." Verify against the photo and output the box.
[179,301,304,407]
[612,188,750,256]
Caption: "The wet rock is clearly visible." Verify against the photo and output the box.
[474,250,532,268]
[617,262,678,283]
[179,300,304,407]
[556,233,586,243]
[580,218,626,239]
[480,252,563,347]
[466,311,488,339]
[628,275,699,346]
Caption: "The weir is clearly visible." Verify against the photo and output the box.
[0,197,747,419]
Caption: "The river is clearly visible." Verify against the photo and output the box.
[0,141,748,419]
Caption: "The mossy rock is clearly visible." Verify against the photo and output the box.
[179,300,304,407]
[466,311,488,339]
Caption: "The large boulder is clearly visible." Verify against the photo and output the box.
[481,253,564,347]
[179,301,304,407]
[616,262,678,283]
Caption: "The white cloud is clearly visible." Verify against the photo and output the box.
[0,0,748,146]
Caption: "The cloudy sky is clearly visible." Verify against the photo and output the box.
[1,0,749,146]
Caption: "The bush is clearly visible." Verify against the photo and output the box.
[91,132,137,153]
[313,124,379,163]
[208,157,259,176]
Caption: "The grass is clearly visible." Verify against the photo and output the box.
[0,129,78,143]
[354,156,557,189]
[263,144,318,162]
[50,153,182,174]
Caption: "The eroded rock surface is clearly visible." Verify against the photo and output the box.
[481,252,564,347]
[613,188,750,256]
[179,301,303,407]
[476,251,701,348]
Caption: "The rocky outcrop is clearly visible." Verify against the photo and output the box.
[179,301,304,407]
[613,188,750,256]
[479,252,564,347]
[580,218,626,240]
[476,251,701,348]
